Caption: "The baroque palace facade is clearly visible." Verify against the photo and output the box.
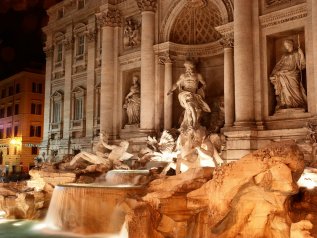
[41,0,317,161]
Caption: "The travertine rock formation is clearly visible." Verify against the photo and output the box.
[0,182,46,219]
[127,141,313,238]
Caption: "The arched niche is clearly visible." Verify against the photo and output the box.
[160,0,233,43]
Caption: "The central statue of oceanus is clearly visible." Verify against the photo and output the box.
[167,60,211,130]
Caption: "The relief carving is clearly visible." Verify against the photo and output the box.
[123,17,141,49]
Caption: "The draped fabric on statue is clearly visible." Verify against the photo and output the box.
[271,52,307,109]
[125,93,140,124]
[124,83,141,125]
[178,91,211,113]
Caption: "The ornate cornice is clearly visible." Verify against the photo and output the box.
[136,0,157,12]
[96,8,122,27]
[118,51,141,67]
[154,41,223,58]
[215,22,233,38]
[259,3,307,28]
[220,37,234,48]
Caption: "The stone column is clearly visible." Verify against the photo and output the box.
[85,22,96,140]
[162,56,173,130]
[62,28,73,139]
[312,0,317,113]
[42,44,53,148]
[97,9,121,139]
[233,0,255,127]
[137,0,157,132]
[221,37,235,127]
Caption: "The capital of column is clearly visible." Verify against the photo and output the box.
[63,37,73,50]
[159,54,173,65]
[43,45,54,57]
[220,36,234,48]
[136,0,157,12]
[86,29,96,43]
[96,8,122,28]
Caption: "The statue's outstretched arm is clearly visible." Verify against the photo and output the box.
[167,76,182,95]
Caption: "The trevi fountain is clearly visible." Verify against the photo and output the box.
[2,0,317,237]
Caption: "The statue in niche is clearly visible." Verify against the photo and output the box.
[123,75,141,126]
[270,39,307,113]
[167,60,211,131]
[123,18,141,49]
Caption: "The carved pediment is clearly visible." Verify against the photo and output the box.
[51,90,64,99]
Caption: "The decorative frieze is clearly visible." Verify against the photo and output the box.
[154,41,223,58]
[215,22,233,38]
[96,8,122,28]
[118,51,141,67]
[259,3,307,28]
[136,0,157,12]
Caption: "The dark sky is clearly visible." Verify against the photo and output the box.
[0,0,62,80]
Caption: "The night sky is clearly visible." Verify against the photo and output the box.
[0,0,62,80]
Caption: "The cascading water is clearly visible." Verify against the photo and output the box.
[43,170,149,236]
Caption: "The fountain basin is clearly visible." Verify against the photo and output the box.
[45,182,146,235]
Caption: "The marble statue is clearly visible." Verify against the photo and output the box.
[168,60,211,130]
[70,132,133,169]
[123,75,141,126]
[270,39,307,112]
[123,18,141,49]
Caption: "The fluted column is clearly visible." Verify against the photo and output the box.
[97,9,121,139]
[63,28,73,139]
[137,0,157,131]
[233,0,255,127]
[42,44,54,145]
[85,23,96,140]
[221,37,235,127]
[312,0,317,113]
[161,56,173,130]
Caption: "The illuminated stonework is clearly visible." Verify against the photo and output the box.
[170,2,222,44]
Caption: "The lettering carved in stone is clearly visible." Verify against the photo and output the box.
[136,0,157,12]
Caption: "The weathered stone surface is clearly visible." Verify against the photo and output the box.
[124,141,312,238]
[0,182,46,219]
[27,169,76,191]
[187,141,308,238]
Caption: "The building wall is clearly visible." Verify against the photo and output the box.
[0,71,45,172]
[42,0,317,160]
